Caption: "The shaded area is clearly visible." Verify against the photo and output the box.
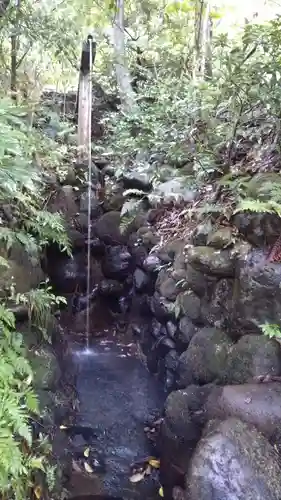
[67,340,165,500]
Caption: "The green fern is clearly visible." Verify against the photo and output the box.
[234,199,281,217]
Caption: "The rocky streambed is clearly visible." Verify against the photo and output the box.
[24,165,280,500]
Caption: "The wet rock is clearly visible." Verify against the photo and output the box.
[177,327,233,387]
[98,279,124,297]
[94,211,125,245]
[191,221,213,246]
[79,190,103,219]
[207,382,281,443]
[234,249,281,332]
[177,291,201,323]
[28,347,60,390]
[186,246,235,277]
[102,246,132,281]
[133,268,150,292]
[226,335,281,384]
[186,418,281,500]
[142,254,161,272]
[177,317,197,349]
[207,226,233,249]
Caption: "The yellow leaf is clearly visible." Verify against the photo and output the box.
[148,458,160,469]
[34,485,42,499]
[84,447,90,458]
[129,471,146,483]
[159,486,164,497]
[84,462,94,474]
[59,425,67,430]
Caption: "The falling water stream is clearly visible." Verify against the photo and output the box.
[85,36,93,349]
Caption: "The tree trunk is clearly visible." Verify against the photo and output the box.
[192,0,212,81]
[10,0,20,100]
[113,0,137,114]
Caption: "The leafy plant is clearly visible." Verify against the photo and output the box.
[12,280,67,342]
[0,303,49,500]
[260,323,281,339]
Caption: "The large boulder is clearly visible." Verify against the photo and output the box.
[206,382,281,443]
[186,418,281,500]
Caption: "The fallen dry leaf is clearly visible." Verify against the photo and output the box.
[148,458,160,469]
[59,425,67,430]
[159,486,164,497]
[83,447,90,458]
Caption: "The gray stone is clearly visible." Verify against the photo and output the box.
[121,171,152,192]
[226,335,281,384]
[178,327,233,387]
[186,418,281,500]
[156,269,180,301]
[165,350,180,372]
[233,211,281,247]
[207,382,281,443]
[201,278,235,330]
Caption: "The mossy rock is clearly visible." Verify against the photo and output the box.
[177,327,233,387]
[186,246,235,277]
